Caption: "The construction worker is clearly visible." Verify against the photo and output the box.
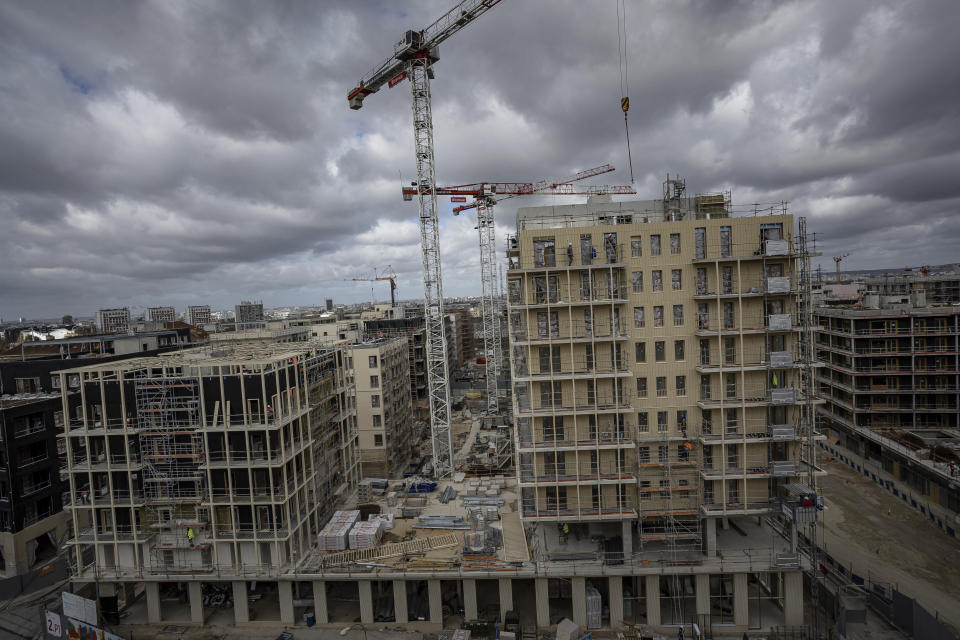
[567,242,574,266]
[187,527,195,547]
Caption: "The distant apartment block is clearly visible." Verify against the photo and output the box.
[816,300,960,534]
[234,301,265,328]
[350,337,416,477]
[95,308,130,333]
[186,305,211,327]
[325,298,334,312]
[143,307,176,324]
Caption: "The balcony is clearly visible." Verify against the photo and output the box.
[14,420,46,439]
[700,423,797,444]
[510,320,630,344]
[519,463,637,485]
[514,359,633,381]
[700,466,772,479]
[509,284,629,307]
[18,452,50,468]
[516,433,636,451]
[698,384,802,408]
[508,243,625,271]
[520,502,638,521]
[20,479,52,496]
[515,392,634,416]
[695,313,798,336]
[693,239,794,263]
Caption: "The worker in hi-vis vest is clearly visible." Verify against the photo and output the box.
[187,527,195,547]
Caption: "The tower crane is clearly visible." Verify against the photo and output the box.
[348,0,503,479]
[833,253,851,284]
[349,266,399,307]
[401,165,636,413]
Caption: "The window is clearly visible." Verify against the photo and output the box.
[698,303,709,330]
[372,414,382,427]
[50,376,61,390]
[725,373,737,398]
[728,480,740,503]
[637,412,648,432]
[670,341,683,362]
[720,226,732,257]
[633,307,645,328]
[635,342,646,362]
[652,270,663,292]
[584,344,594,370]
[537,311,559,338]
[658,445,669,462]
[725,408,738,433]
[539,346,561,373]
[638,447,650,463]
[374,434,383,446]
[724,337,736,364]
[580,271,592,300]
[695,227,706,259]
[673,304,684,326]
[656,376,667,397]
[702,408,712,434]
[15,378,40,394]
[657,411,668,432]
[631,271,643,293]
[370,375,379,388]
[722,266,734,294]
[676,376,686,396]
[603,232,618,263]
[651,234,661,256]
[669,232,681,255]
[655,341,665,361]
[371,395,380,408]
[671,268,682,290]
[543,416,564,441]
[726,444,739,468]
[701,375,712,400]
[696,267,707,295]
[533,238,556,267]
[368,355,378,368]
[700,339,710,365]
[653,306,664,327]
[723,302,735,329]
[630,236,642,257]
[677,410,687,432]
[636,378,647,398]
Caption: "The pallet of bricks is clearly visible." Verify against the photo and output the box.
[463,475,504,497]
[357,478,389,502]
[318,510,360,551]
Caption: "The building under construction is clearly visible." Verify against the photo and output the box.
[61,342,358,615]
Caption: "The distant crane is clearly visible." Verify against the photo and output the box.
[402,164,636,413]
[833,253,851,284]
[348,0,504,479]
[350,266,398,307]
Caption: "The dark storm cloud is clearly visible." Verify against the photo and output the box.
[1,0,958,319]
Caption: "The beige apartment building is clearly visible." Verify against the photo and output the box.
[506,190,823,553]
[350,337,416,477]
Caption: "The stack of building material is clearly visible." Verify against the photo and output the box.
[357,478,389,502]
[318,510,360,550]
[585,585,602,629]
[401,496,427,517]
[368,512,394,530]
[348,520,383,549]
[413,515,471,530]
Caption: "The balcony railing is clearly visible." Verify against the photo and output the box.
[693,238,794,262]
[508,243,626,270]
[509,284,629,306]
[510,320,630,342]
[21,479,52,496]
[516,391,634,414]
[699,384,798,406]
[14,421,46,439]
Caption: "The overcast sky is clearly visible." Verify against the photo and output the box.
[2,0,958,320]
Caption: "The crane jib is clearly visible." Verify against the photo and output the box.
[388,71,407,88]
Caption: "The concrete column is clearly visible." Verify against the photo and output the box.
[695,574,710,616]
[571,576,587,627]
[146,582,162,624]
[463,579,478,620]
[188,582,204,624]
[535,578,550,628]
[279,581,295,625]
[705,517,717,556]
[498,578,513,622]
[428,579,443,625]
[232,581,250,624]
[393,580,408,623]
[312,580,328,624]
[608,576,624,629]
[734,573,749,628]
[622,520,633,557]
[784,571,804,627]
[645,575,660,627]
[358,580,374,624]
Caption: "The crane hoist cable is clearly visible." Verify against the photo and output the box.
[616,0,634,183]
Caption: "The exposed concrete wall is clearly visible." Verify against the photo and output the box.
[734,573,748,627]
[535,578,550,628]
[784,571,804,626]
[428,579,442,625]
[358,580,374,624]
[232,581,249,623]
[608,576,623,629]
[498,577,513,622]
[463,579,478,620]
[645,575,660,626]
[571,577,587,627]
[146,582,161,623]
[189,582,203,624]
[393,580,408,623]
[279,581,295,624]
[313,580,328,624]
[695,573,710,616]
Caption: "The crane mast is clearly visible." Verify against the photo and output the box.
[348,0,503,479]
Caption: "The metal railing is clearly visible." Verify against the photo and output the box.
[510,320,630,342]
[508,243,626,269]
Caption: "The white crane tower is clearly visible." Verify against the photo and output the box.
[348,0,504,479]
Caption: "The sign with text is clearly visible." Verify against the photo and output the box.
[61,592,97,626]
[45,611,62,639]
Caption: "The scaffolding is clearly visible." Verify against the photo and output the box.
[135,371,211,573]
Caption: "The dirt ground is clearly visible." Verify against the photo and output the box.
[819,455,960,631]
